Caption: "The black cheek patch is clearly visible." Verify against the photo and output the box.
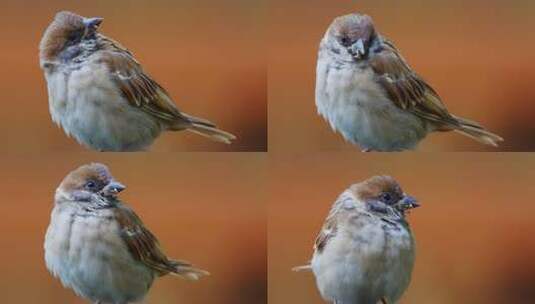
[59,45,82,62]
[71,190,92,202]
[368,201,389,214]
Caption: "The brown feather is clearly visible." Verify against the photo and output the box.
[115,204,208,279]
[350,175,402,203]
[58,163,112,193]
[39,11,85,63]
[370,40,456,126]
[95,39,186,121]
[314,216,338,254]
[370,39,503,145]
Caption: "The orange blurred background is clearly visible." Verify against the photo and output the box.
[269,153,535,303]
[269,0,535,151]
[0,0,266,151]
[3,1,535,303]
[0,153,266,303]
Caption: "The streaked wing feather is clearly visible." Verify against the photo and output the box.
[115,204,186,275]
[370,39,458,126]
[314,215,337,254]
[96,37,188,123]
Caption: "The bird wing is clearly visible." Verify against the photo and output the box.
[292,213,338,272]
[96,37,192,126]
[114,203,208,280]
[369,39,459,128]
[314,213,338,254]
[115,204,181,275]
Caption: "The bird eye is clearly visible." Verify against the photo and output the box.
[380,192,392,203]
[85,181,97,190]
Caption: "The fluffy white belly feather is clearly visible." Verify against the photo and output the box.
[45,61,162,151]
[311,216,414,304]
[44,205,153,303]
[315,57,428,151]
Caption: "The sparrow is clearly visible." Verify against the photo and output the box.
[293,176,420,304]
[44,163,208,304]
[315,13,503,151]
[39,11,236,151]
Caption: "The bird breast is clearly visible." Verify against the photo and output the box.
[45,57,162,151]
[311,213,415,303]
[44,204,154,303]
[315,49,427,151]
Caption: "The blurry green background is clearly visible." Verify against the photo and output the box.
[0,153,266,303]
[269,153,535,303]
[269,0,535,151]
[0,0,266,151]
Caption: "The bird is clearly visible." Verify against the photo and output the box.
[315,13,503,151]
[293,176,420,304]
[39,11,236,151]
[44,163,208,304]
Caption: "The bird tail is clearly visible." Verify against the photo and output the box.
[450,115,503,147]
[171,113,236,144]
[168,259,210,281]
[292,264,312,272]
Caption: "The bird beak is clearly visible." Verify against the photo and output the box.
[397,195,420,210]
[349,39,366,58]
[102,180,126,197]
[83,17,103,29]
